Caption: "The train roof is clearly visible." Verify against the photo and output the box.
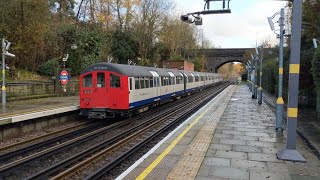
[81,62,218,77]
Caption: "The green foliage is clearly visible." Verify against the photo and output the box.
[110,29,139,64]
[80,54,100,71]
[38,58,60,76]
[169,54,184,61]
[312,48,320,88]
[193,58,202,72]
[261,58,277,94]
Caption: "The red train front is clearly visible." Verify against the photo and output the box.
[79,63,129,118]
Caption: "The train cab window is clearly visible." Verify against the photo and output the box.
[129,78,133,90]
[135,78,140,89]
[145,77,149,88]
[150,78,154,88]
[82,74,92,87]
[110,74,120,88]
[97,73,105,88]
[140,77,145,89]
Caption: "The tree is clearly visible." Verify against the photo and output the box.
[312,47,320,121]
[110,29,139,64]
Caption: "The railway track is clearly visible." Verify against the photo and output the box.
[52,82,231,180]
[0,81,231,180]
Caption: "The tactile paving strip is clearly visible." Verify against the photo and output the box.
[166,86,236,180]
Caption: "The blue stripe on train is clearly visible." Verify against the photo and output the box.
[129,86,204,109]
[129,90,185,108]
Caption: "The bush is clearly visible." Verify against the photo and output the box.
[80,54,100,71]
[37,58,60,76]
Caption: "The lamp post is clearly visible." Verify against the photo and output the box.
[268,8,285,133]
[1,38,15,107]
[251,54,258,99]
[277,0,306,162]
[257,47,263,105]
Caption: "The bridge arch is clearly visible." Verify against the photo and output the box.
[194,48,254,73]
[215,60,244,73]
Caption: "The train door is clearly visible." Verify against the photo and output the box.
[81,72,94,108]
[150,71,160,99]
[182,73,187,92]
[168,72,175,93]
[93,72,108,107]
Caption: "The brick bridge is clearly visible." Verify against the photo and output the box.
[191,48,254,72]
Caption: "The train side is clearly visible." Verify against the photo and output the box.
[79,63,223,119]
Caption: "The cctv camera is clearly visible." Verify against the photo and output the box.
[313,38,318,48]
[4,52,15,57]
[194,16,202,26]
[180,15,193,23]
[5,42,11,51]
[267,17,275,31]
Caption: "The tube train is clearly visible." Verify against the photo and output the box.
[79,63,223,119]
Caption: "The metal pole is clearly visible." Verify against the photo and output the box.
[1,38,6,106]
[277,0,306,162]
[254,57,258,99]
[276,8,285,132]
[251,63,255,98]
[258,50,263,105]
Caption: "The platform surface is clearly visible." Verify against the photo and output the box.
[0,96,79,124]
[117,85,320,180]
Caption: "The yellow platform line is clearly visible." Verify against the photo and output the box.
[136,88,228,180]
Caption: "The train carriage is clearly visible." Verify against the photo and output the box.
[79,63,222,119]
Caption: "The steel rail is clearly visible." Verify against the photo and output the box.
[50,82,231,180]
[0,122,99,162]
[27,84,224,179]
[0,120,130,174]
[85,82,230,180]
[0,122,89,152]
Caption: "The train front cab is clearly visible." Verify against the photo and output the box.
[80,71,129,119]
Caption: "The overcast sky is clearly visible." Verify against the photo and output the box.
[174,0,287,48]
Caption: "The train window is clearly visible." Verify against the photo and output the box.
[129,78,133,90]
[145,77,149,88]
[135,78,140,89]
[150,78,154,88]
[110,74,120,88]
[97,73,105,88]
[156,77,160,87]
[168,77,171,85]
[82,74,92,87]
[195,76,199,82]
[172,77,175,85]
[140,77,145,89]
[161,77,164,86]
[177,76,182,84]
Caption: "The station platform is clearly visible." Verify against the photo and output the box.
[0,96,79,125]
[117,85,320,180]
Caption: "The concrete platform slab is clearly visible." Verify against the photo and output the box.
[117,84,320,180]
